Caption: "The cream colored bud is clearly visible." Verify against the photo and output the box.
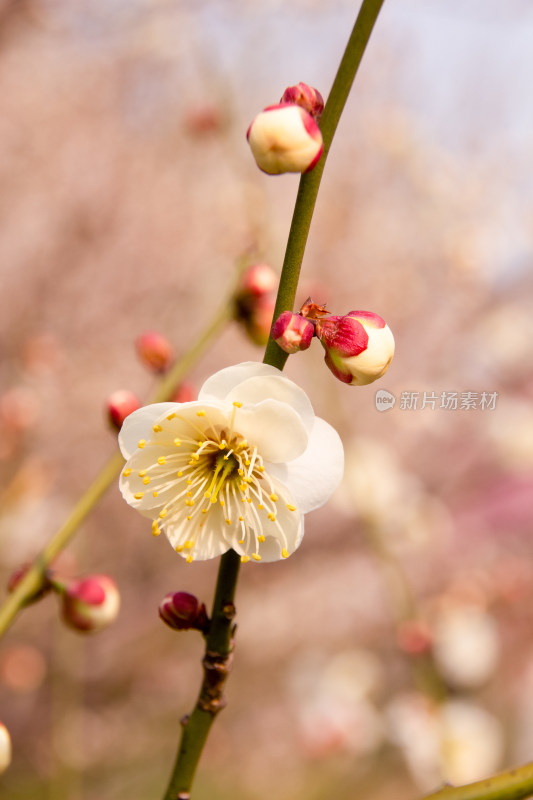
[247,104,323,175]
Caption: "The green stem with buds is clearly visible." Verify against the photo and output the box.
[0,287,239,639]
[264,0,387,370]
[421,762,533,800]
[162,1,387,797]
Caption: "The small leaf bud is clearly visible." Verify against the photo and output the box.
[106,390,142,430]
[135,331,174,373]
[0,722,12,774]
[280,82,325,121]
[60,575,120,633]
[316,310,395,386]
[271,311,315,354]
[247,104,323,175]
[159,591,209,633]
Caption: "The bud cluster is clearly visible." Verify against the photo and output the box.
[271,299,395,387]
[247,82,324,175]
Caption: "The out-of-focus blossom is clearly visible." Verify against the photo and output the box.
[432,603,499,688]
[239,263,278,298]
[119,362,343,563]
[243,295,276,346]
[135,331,174,373]
[316,310,394,386]
[159,591,209,632]
[0,387,40,431]
[0,644,46,693]
[106,390,142,430]
[247,104,323,175]
[60,575,120,633]
[271,311,314,354]
[184,104,223,135]
[387,693,503,790]
[170,383,196,404]
[280,82,324,121]
[0,722,11,773]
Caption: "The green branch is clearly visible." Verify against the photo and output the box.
[263,0,387,369]
[161,1,388,797]
[421,762,533,800]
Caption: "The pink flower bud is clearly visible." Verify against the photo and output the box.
[106,390,142,430]
[240,263,278,297]
[271,311,315,354]
[280,82,325,121]
[135,331,174,373]
[243,295,276,346]
[60,575,120,633]
[247,104,323,175]
[159,591,209,632]
[317,310,395,386]
[0,722,11,774]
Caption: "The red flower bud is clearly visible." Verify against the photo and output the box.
[170,383,196,404]
[271,311,314,354]
[60,575,120,633]
[106,390,142,430]
[240,263,278,297]
[159,591,209,632]
[280,82,325,121]
[316,311,394,386]
[135,331,174,373]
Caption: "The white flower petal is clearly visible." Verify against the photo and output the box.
[268,416,344,513]
[198,362,282,403]
[118,403,180,458]
[237,400,308,463]
[226,374,314,433]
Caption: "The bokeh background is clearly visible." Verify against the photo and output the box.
[1,1,533,798]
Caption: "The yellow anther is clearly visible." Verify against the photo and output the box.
[151,520,160,534]
[196,410,206,417]
[186,491,192,498]
[123,468,132,477]
[167,413,176,420]
[239,516,244,522]
[133,492,144,500]
[184,540,193,549]
[191,453,200,461]
[152,424,163,433]
[241,555,250,563]
[157,456,166,465]
[159,509,167,519]
[187,515,192,521]
[175,545,184,552]
[267,513,276,522]
[240,439,248,448]
[232,401,243,408]
[258,465,265,473]
[244,460,251,467]
[204,491,211,498]
[185,500,194,507]
[219,498,225,506]
[258,535,265,543]
[138,439,146,449]
[237,469,244,476]
[153,491,158,498]
[281,549,289,559]
[138,470,147,477]
[286,504,296,512]
[187,479,192,485]
[143,476,150,485]
[210,496,217,504]
[270,493,278,502]
[258,504,264,510]
[177,471,183,477]
[252,553,261,562]
[186,555,193,563]
[174,438,181,446]
[225,518,231,525]
[241,497,246,503]
[238,539,244,544]
[202,508,208,514]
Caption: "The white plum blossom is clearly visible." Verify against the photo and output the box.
[119,362,343,564]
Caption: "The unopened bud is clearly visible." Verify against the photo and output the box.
[60,575,120,633]
[107,390,142,430]
[159,591,209,632]
[317,310,395,386]
[271,311,314,354]
[280,82,324,121]
[247,104,323,175]
[135,331,174,373]
[240,263,278,297]
[0,722,11,774]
